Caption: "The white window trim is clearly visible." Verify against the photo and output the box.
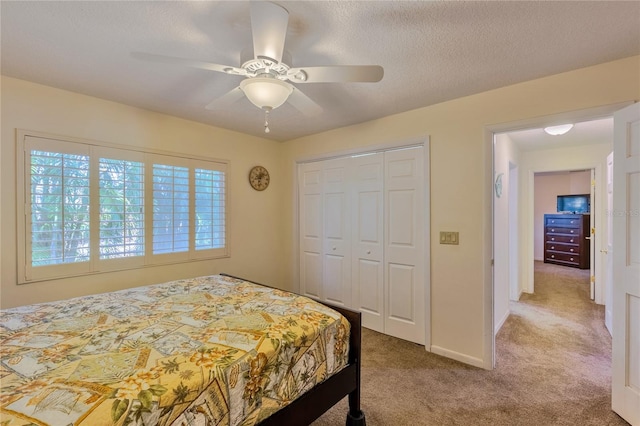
[16,130,230,284]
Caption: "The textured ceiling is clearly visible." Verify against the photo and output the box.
[1,1,639,141]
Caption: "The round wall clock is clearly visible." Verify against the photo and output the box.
[249,165,270,191]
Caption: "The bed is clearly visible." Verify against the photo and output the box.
[0,274,365,426]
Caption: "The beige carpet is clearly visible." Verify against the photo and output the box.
[313,261,629,426]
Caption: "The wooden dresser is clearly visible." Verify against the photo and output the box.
[543,213,590,269]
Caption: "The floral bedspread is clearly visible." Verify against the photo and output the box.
[0,275,350,426]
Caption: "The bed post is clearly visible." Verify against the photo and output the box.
[339,307,366,426]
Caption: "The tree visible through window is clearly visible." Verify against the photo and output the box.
[195,168,226,250]
[153,164,189,254]
[19,134,228,282]
[99,158,145,259]
[30,150,90,265]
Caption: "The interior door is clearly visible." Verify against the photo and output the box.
[351,153,385,332]
[605,152,613,335]
[322,158,352,306]
[384,147,425,344]
[298,162,324,300]
[611,102,640,425]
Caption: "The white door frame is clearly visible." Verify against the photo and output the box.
[292,137,432,348]
[486,101,633,369]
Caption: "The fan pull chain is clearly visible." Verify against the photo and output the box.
[264,107,271,133]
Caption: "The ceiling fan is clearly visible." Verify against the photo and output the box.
[132,1,384,133]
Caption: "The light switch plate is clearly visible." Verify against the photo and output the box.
[440,231,459,245]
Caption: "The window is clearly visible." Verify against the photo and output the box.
[99,157,145,259]
[18,133,228,283]
[152,163,189,255]
[30,149,90,266]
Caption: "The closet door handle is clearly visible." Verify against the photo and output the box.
[332,246,336,251]
[367,250,371,254]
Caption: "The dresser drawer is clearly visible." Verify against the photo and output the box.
[546,227,580,235]
[545,242,579,254]
[545,217,581,228]
[546,234,580,244]
[546,251,580,265]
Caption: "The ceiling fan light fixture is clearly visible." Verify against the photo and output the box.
[240,77,293,110]
[544,124,574,136]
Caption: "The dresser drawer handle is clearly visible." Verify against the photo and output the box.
[551,220,555,223]
[551,229,555,232]
[551,246,555,249]
[551,238,555,241]
[570,248,574,252]
[570,257,574,261]
[551,255,555,258]
[570,239,574,243]
[570,230,574,233]
[571,220,575,224]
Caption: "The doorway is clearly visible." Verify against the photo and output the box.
[489,102,639,424]
[492,118,613,341]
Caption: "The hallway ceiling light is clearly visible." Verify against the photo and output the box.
[544,124,574,135]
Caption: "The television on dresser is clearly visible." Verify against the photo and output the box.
[557,193,590,214]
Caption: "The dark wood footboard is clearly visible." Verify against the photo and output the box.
[219,273,366,426]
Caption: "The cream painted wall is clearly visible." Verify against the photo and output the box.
[0,76,286,308]
[494,133,520,333]
[280,56,639,367]
[570,170,592,194]
[534,171,591,261]
[1,55,638,368]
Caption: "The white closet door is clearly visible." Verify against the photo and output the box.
[298,162,324,300]
[384,147,425,344]
[322,158,352,306]
[351,153,385,332]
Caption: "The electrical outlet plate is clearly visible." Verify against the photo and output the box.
[440,231,459,245]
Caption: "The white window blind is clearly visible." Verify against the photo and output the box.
[17,133,229,283]
[30,150,90,266]
[195,168,226,250]
[99,157,145,259]
[152,164,189,255]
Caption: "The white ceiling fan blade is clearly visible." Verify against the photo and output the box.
[205,87,245,110]
[287,65,384,83]
[131,52,246,75]
[287,87,323,116]
[250,2,289,63]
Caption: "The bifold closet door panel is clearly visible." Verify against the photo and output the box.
[351,153,385,332]
[384,147,426,345]
[298,162,324,300]
[298,145,427,345]
[322,158,352,307]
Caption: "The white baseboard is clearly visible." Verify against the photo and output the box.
[494,309,510,335]
[430,345,485,369]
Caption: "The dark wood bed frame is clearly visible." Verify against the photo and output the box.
[220,273,366,426]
